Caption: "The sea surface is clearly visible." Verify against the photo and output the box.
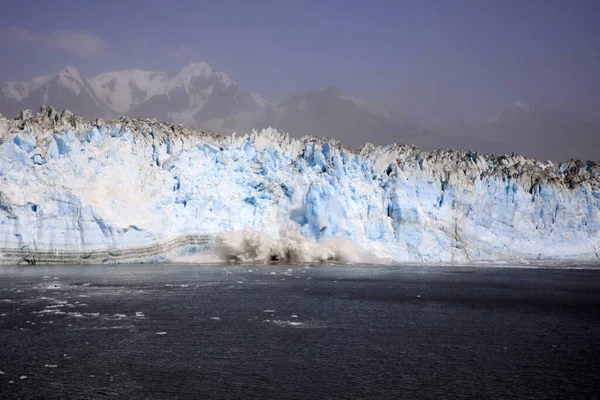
[0,263,599,399]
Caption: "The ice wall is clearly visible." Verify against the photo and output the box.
[1,107,599,264]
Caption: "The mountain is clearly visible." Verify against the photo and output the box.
[478,101,600,162]
[88,62,269,127]
[0,66,107,119]
[1,65,598,161]
[1,64,453,151]
[0,63,271,131]
[179,83,494,153]
[251,86,462,151]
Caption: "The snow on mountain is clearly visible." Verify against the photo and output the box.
[0,63,267,130]
[1,81,30,102]
[88,69,160,114]
[0,66,107,119]
[487,101,535,125]
[0,108,599,265]
[88,62,267,127]
[0,65,450,151]
[2,65,598,162]
[89,62,216,113]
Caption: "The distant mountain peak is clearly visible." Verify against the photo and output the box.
[509,101,534,113]
[486,101,535,125]
[0,64,107,120]
[57,65,85,91]
[59,65,80,76]
[181,61,212,71]
[179,62,214,79]
[1,64,597,162]
[323,86,343,96]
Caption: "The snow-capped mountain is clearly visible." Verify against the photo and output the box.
[0,63,270,130]
[0,66,107,119]
[2,66,598,161]
[1,64,448,151]
[478,101,600,161]
[89,62,269,127]
[487,101,534,125]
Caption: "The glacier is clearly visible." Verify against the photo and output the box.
[0,107,599,265]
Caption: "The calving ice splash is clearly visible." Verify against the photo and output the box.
[214,223,367,263]
[0,107,599,264]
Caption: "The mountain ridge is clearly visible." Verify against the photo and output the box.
[1,64,598,161]
[0,64,448,152]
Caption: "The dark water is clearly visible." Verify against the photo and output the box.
[0,264,599,399]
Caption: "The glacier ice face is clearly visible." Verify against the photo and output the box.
[0,107,599,264]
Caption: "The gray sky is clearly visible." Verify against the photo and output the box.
[0,0,599,125]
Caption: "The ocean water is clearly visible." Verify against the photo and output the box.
[0,264,599,399]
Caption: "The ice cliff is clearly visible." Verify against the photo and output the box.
[1,107,599,264]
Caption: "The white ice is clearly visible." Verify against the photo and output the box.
[1,113,599,263]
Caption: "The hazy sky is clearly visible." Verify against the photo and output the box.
[1,0,598,124]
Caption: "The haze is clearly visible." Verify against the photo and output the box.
[1,0,599,162]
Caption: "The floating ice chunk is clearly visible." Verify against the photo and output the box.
[264,319,305,328]
[44,304,65,309]
[41,283,62,290]
[34,309,66,315]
